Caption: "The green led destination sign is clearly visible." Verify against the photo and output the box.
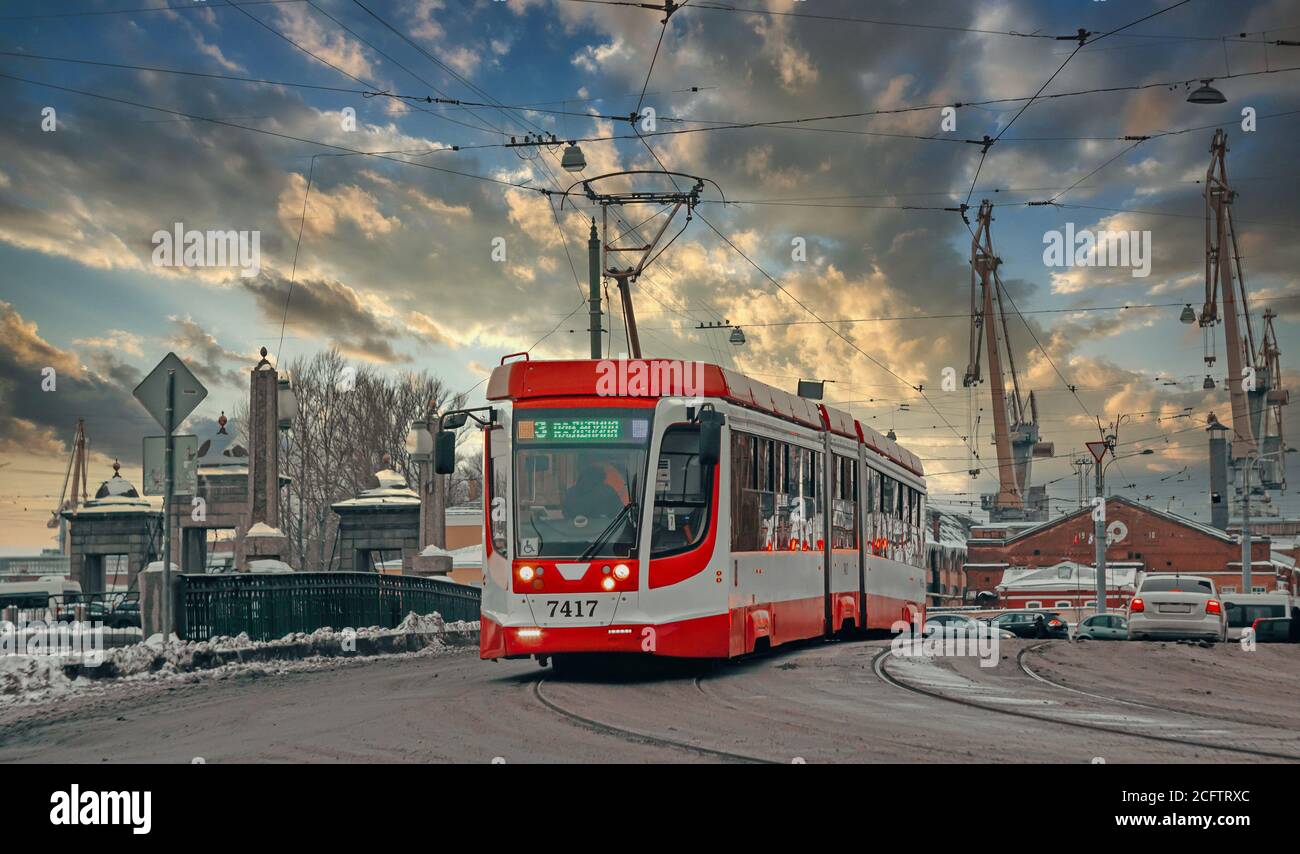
[517,417,648,442]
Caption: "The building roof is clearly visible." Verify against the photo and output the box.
[332,466,420,509]
[929,509,975,549]
[93,460,138,499]
[995,495,1237,546]
[196,413,248,468]
[998,561,1142,592]
[447,498,482,521]
[66,461,158,517]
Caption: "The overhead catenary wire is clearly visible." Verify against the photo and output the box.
[696,211,976,456]
[7,49,1299,152]
[0,71,569,229]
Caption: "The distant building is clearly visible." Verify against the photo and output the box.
[926,509,975,606]
[444,499,484,585]
[965,496,1294,605]
[997,561,1141,611]
[0,550,72,581]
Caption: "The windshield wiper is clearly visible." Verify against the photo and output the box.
[578,500,637,562]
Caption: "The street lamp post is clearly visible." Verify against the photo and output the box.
[1242,452,1254,593]
[1238,449,1288,593]
[406,417,440,551]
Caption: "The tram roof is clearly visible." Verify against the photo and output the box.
[486,358,923,478]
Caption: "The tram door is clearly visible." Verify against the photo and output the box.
[822,431,834,637]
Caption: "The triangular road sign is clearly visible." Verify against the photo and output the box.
[1085,440,1109,463]
[133,352,208,431]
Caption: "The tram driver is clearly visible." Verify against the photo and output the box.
[563,461,630,521]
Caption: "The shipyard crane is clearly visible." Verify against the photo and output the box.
[964,201,1054,521]
[47,418,89,553]
[1198,129,1289,504]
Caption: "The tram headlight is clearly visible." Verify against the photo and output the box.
[517,565,535,583]
[613,563,630,580]
[601,576,616,591]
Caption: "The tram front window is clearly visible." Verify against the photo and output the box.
[514,410,651,559]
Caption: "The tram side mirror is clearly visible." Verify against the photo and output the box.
[442,412,469,429]
[434,430,457,474]
[699,410,724,468]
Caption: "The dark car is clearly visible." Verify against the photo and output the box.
[107,598,141,629]
[1250,617,1296,644]
[72,596,140,629]
[989,610,1070,639]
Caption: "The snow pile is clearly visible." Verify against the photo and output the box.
[394,611,445,634]
[0,655,75,702]
[0,612,478,707]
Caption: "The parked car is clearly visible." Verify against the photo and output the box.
[1249,617,1296,644]
[67,594,140,629]
[1075,613,1128,640]
[1223,592,1293,641]
[989,610,1070,639]
[1127,574,1226,642]
[925,613,1016,640]
[105,597,141,629]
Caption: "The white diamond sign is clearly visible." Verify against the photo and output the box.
[133,352,207,431]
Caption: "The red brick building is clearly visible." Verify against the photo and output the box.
[964,496,1293,603]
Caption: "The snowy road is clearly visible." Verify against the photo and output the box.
[2,639,1297,763]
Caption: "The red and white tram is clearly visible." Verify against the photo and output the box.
[453,357,927,662]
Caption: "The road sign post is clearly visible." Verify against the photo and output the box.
[133,353,207,639]
[163,370,174,640]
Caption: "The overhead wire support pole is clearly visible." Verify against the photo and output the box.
[564,170,715,360]
[588,219,603,359]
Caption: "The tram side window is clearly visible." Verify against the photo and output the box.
[831,455,857,548]
[731,433,761,551]
[864,466,880,553]
[758,438,776,546]
[880,475,897,520]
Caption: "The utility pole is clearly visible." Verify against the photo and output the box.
[1086,437,1111,614]
[567,169,707,361]
[588,218,602,359]
[1241,453,1252,593]
[1070,455,1091,509]
[1094,454,1106,614]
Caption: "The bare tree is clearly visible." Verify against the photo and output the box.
[268,350,467,570]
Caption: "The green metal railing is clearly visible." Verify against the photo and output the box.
[179,573,481,642]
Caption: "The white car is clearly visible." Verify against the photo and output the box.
[1127,574,1227,642]
[924,613,1015,640]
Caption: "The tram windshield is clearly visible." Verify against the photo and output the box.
[513,409,652,559]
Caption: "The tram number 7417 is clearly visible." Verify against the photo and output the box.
[546,599,599,619]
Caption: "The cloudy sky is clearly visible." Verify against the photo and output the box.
[1,0,1298,549]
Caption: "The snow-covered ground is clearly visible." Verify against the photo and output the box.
[0,612,478,707]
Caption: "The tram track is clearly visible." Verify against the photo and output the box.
[872,645,1300,762]
[531,677,781,763]
[1015,642,1264,727]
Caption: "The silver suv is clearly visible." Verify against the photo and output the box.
[1127,574,1227,642]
